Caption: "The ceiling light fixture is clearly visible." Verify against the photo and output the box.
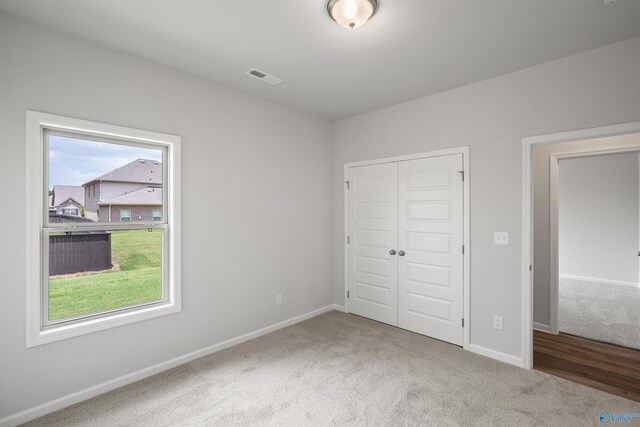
[327,0,378,29]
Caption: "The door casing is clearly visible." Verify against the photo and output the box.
[344,146,470,350]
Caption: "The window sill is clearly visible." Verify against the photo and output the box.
[27,299,181,348]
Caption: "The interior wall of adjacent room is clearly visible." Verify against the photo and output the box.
[333,35,640,360]
[532,133,640,327]
[558,152,639,284]
[0,13,333,419]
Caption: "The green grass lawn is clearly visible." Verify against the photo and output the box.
[49,229,163,321]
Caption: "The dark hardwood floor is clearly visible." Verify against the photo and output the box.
[533,330,640,402]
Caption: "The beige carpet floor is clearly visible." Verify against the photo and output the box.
[24,311,640,426]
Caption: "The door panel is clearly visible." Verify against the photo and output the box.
[348,163,398,326]
[398,155,464,345]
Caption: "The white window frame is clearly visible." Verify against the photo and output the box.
[26,111,182,347]
[120,209,132,222]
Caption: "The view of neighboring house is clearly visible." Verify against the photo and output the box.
[83,158,163,222]
[50,185,85,216]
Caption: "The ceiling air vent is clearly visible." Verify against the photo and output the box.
[246,68,282,85]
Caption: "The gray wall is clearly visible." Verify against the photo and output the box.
[334,36,640,359]
[532,134,640,326]
[0,14,333,419]
[559,153,639,284]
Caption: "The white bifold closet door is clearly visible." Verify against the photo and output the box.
[397,155,464,346]
[348,162,398,326]
[348,154,464,346]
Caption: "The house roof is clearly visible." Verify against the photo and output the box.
[84,159,162,186]
[52,185,84,207]
[98,186,162,206]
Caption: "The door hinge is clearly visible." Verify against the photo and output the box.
[458,170,464,181]
[345,180,350,189]
[529,264,532,272]
[462,318,465,327]
[462,245,465,254]
[347,236,350,244]
[347,291,350,299]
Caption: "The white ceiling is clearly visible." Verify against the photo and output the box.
[1,0,640,119]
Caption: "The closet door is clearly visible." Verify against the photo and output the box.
[347,162,398,326]
[397,155,464,345]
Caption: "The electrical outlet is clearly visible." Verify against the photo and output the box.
[494,232,509,245]
[493,315,503,330]
[276,294,283,306]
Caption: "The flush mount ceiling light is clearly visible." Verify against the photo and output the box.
[327,0,378,29]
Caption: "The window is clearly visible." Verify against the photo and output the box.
[27,111,181,347]
[120,209,132,222]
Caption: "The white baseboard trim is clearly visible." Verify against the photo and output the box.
[0,305,337,427]
[468,344,524,368]
[533,322,552,333]
[332,304,346,312]
[560,274,640,289]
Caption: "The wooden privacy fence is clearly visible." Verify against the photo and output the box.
[49,233,112,276]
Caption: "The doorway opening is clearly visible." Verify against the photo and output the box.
[524,127,640,401]
[553,152,640,350]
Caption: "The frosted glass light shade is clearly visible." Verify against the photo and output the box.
[327,0,378,29]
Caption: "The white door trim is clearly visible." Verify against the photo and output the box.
[548,155,560,335]
[344,146,470,350]
[521,121,640,370]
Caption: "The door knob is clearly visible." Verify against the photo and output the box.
[389,249,396,255]
[398,250,405,256]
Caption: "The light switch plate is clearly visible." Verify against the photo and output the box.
[494,232,509,245]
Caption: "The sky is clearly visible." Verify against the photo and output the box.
[48,135,162,189]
